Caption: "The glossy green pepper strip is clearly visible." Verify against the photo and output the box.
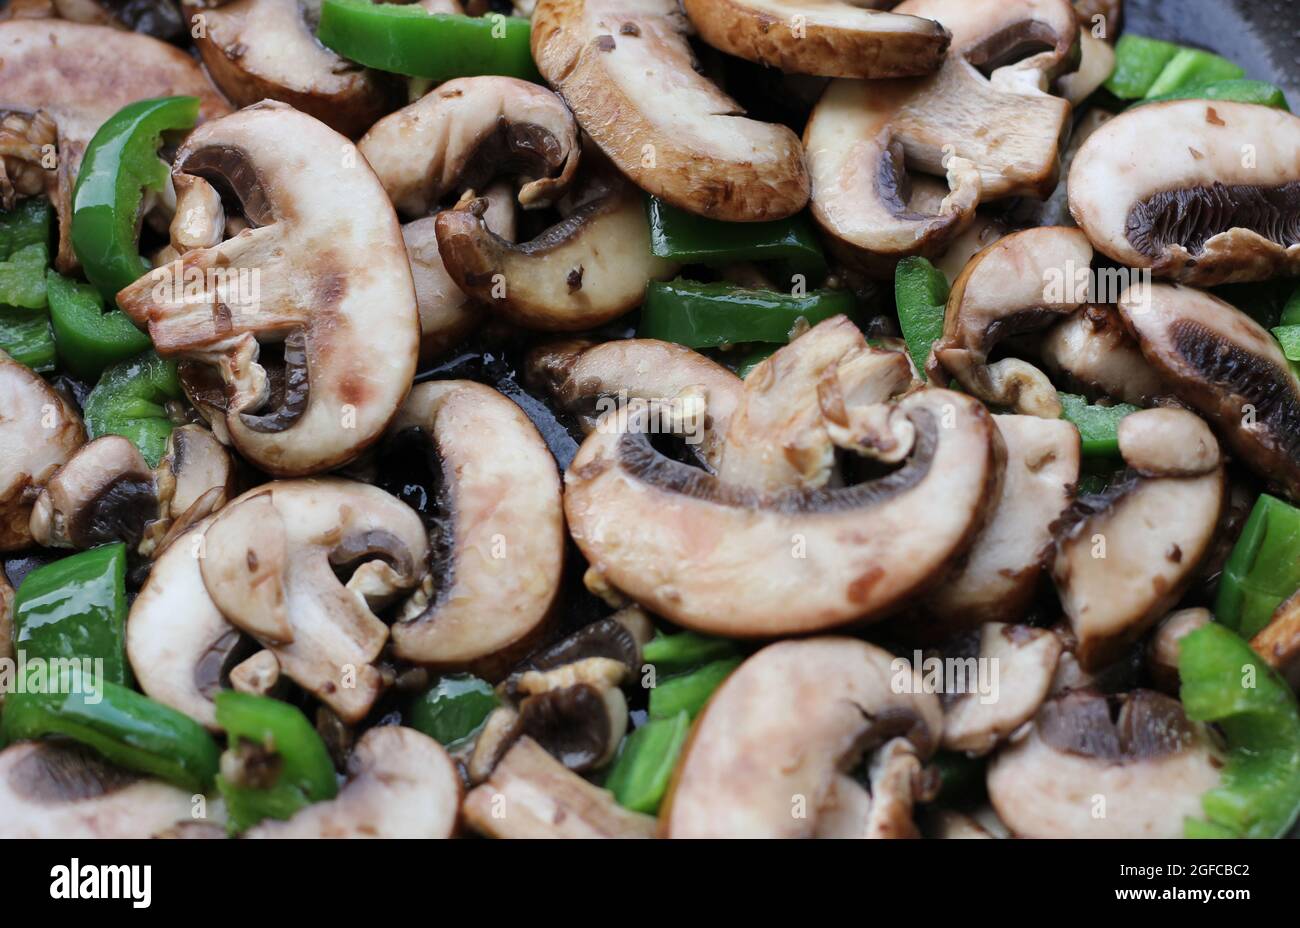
[408,674,498,750]
[317,0,538,81]
[642,631,740,675]
[1,677,220,794]
[1215,494,1300,639]
[1138,78,1290,111]
[0,241,48,309]
[1058,393,1140,458]
[12,544,132,688]
[83,351,181,467]
[639,279,856,349]
[71,96,199,301]
[645,197,827,273]
[0,307,56,371]
[648,656,742,721]
[1273,325,1300,362]
[47,269,151,380]
[894,257,948,379]
[0,198,52,257]
[604,710,691,814]
[1143,47,1244,99]
[215,691,339,834]
[1179,623,1300,838]
[1105,34,1181,99]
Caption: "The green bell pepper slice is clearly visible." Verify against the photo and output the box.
[408,674,499,750]
[1105,34,1181,99]
[1143,47,1244,100]
[645,197,827,273]
[1179,622,1300,838]
[1,677,220,793]
[604,710,691,814]
[642,631,739,675]
[1138,78,1290,111]
[11,543,131,688]
[317,0,538,82]
[1273,325,1300,363]
[47,269,151,380]
[0,307,56,371]
[894,256,948,379]
[648,656,742,721]
[71,96,200,301]
[639,279,856,349]
[0,241,49,310]
[215,691,339,834]
[83,351,181,467]
[0,198,52,258]
[1058,393,1140,458]
[1215,494,1300,639]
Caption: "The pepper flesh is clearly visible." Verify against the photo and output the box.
[1215,494,1300,639]
[894,257,947,380]
[648,657,742,721]
[0,308,55,371]
[646,197,826,273]
[1058,393,1140,458]
[639,279,856,349]
[604,709,690,815]
[1139,78,1290,110]
[408,674,498,751]
[0,199,54,368]
[83,351,182,467]
[47,269,151,380]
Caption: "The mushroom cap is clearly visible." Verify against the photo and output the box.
[390,381,564,674]
[28,435,155,550]
[1069,100,1300,285]
[117,102,420,476]
[661,637,943,838]
[246,726,460,838]
[1039,303,1170,407]
[682,0,951,79]
[564,383,1003,637]
[185,0,394,139]
[531,0,810,221]
[0,350,85,551]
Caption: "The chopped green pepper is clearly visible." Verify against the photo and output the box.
[1179,622,1300,838]
[639,279,855,349]
[83,351,181,467]
[317,0,539,82]
[215,691,339,834]
[0,306,56,371]
[1273,325,1300,363]
[47,269,151,380]
[0,242,48,310]
[1105,34,1181,99]
[12,544,132,688]
[894,256,948,379]
[1058,393,1140,458]
[646,197,827,273]
[1143,47,1244,100]
[1,677,220,793]
[648,657,742,721]
[1138,78,1290,110]
[0,198,52,257]
[604,710,691,814]
[408,674,499,750]
[71,96,199,301]
[642,631,740,675]
[1215,494,1300,639]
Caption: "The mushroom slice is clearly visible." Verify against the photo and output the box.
[929,227,1094,417]
[435,172,679,332]
[682,0,951,79]
[941,623,1063,755]
[185,0,393,138]
[1147,607,1211,694]
[464,736,657,838]
[0,19,229,270]
[144,424,236,554]
[390,382,564,673]
[0,742,198,838]
[1117,283,1300,500]
[987,689,1223,837]
[0,569,14,668]
[247,727,460,838]
[1052,408,1225,670]
[925,415,1079,627]
[565,386,1001,636]
[662,638,943,838]
[117,103,420,476]
[28,436,156,550]
[530,0,809,221]
[525,338,743,471]
[516,679,628,772]
[52,0,187,41]
[1069,101,1300,285]
[1056,28,1114,105]
[358,76,580,216]
[0,350,85,551]
[1252,592,1300,689]
[1039,304,1169,407]
[200,480,429,723]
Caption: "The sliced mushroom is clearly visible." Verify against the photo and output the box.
[1072,0,1120,38]
[1039,303,1169,407]
[1252,591,1300,689]
[515,677,627,773]
[924,414,1079,627]
[1117,283,1300,500]
[390,382,563,676]
[1056,27,1114,105]
[246,727,460,838]
[1052,408,1225,670]
[929,227,1094,417]
[662,638,943,838]
[503,617,642,700]
[530,0,809,221]
[199,479,429,723]
[987,689,1223,837]
[1069,100,1300,285]
[117,103,420,476]
[941,623,1064,755]
[228,648,280,697]
[143,424,237,554]
[0,569,14,668]
[0,350,85,551]
[565,384,1002,637]
[464,736,658,838]
[1147,607,1211,694]
[683,0,951,79]
[0,742,199,838]
[0,19,229,270]
[932,208,1007,283]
